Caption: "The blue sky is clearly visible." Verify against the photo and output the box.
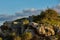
[0,0,60,15]
[0,0,60,25]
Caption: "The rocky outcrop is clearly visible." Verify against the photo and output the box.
[37,25,55,36]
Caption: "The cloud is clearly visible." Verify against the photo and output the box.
[52,3,60,13]
[0,8,41,25]
[0,4,60,25]
[15,8,41,16]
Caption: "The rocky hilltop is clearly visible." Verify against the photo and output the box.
[0,9,60,40]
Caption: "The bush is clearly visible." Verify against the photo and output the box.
[22,32,33,40]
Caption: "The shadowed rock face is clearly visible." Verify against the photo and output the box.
[28,22,55,37]
[29,22,55,36]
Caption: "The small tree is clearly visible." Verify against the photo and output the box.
[22,32,33,40]
[14,36,21,40]
[0,37,2,40]
[23,19,29,25]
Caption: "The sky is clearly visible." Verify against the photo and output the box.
[0,0,60,25]
[0,0,60,15]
